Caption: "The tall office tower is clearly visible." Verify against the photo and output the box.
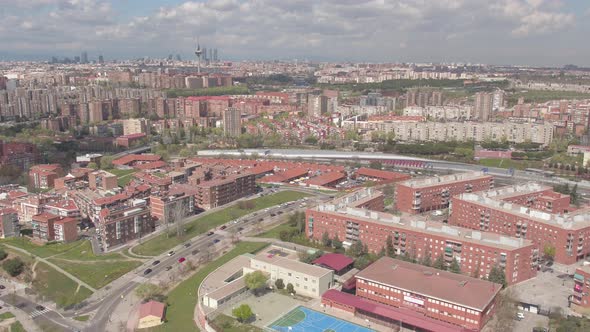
[223,107,242,137]
[98,55,104,64]
[202,47,208,61]
[431,90,443,106]
[307,94,328,117]
[492,90,505,111]
[195,43,203,74]
[213,48,218,61]
[81,51,88,64]
[209,49,214,62]
[475,92,493,121]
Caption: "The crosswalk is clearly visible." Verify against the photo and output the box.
[30,308,51,318]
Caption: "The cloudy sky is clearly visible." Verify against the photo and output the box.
[1,0,589,65]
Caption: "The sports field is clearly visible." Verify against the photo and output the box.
[270,306,374,332]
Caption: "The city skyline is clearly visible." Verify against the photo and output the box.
[1,0,589,65]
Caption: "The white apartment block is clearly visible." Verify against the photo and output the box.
[403,106,475,120]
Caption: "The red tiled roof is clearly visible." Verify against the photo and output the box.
[139,300,166,319]
[322,290,470,332]
[356,167,410,181]
[0,208,17,215]
[134,161,168,170]
[250,164,275,175]
[312,253,353,271]
[46,199,78,211]
[32,212,60,222]
[306,172,346,186]
[355,257,501,311]
[113,154,162,166]
[54,217,78,225]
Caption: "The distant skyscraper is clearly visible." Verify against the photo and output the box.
[176,54,181,61]
[209,49,213,62]
[74,56,81,63]
[81,51,88,64]
[475,92,493,121]
[195,43,203,73]
[213,48,218,61]
[492,90,505,111]
[98,55,104,64]
[223,107,242,137]
[202,47,208,61]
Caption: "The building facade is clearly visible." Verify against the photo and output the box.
[96,199,155,249]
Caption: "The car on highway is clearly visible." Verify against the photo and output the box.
[0,285,5,290]
[178,257,186,263]
[213,239,220,244]
[258,218,263,222]
[167,251,174,256]
[165,266,172,271]
[152,260,160,266]
[192,249,200,255]
[143,269,152,275]
[184,242,191,248]
[270,213,276,217]
[36,305,45,311]
[237,227,244,232]
[207,231,214,236]
[220,225,227,230]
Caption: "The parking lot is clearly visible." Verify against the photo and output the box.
[511,268,574,314]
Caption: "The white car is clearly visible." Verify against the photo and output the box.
[516,312,525,320]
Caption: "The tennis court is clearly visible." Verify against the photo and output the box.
[269,306,374,332]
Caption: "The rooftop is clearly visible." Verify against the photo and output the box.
[139,300,166,319]
[305,172,346,186]
[312,253,353,272]
[356,167,411,181]
[252,250,332,278]
[355,257,502,311]
[399,171,491,189]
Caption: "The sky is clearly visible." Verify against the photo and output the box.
[1,0,589,66]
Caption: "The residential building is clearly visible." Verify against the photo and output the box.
[53,217,78,242]
[28,164,65,189]
[395,172,494,214]
[122,118,149,135]
[352,257,502,331]
[96,199,154,249]
[88,170,118,190]
[573,266,590,307]
[149,184,197,224]
[475,92,493,121]
[115,133,147,148]
[307,189,538,285]
[195,172,256,210]
[0,208,19,238]
[449,183,590,265]
[223,107,241,137]
[31,212,60,242]
[138,300,166,329]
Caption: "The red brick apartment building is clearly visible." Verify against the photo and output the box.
[307,189,537,285]
[53,217,79,242]
[395,172,494,214]
[347,257,501,331]
[88,170,118,190]
[195,172,256,210]
[573,266,590,307]
[355,167,411,184]
[31,213,77,242]
[0,208,19,238]
[97,199,155,249]
[449,183,590,265]
[150,184,197,224]
[28,164,65,189]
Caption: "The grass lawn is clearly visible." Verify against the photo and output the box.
[32,262,93,308]
[0,312,15,321]
[478,158,544,170]
[73,315,90,322]
[107,168,137,187]
[9,321,26,332]
[48,259,141,289]
[1,238,84,258]
[256,222,296,239]
[211,314,264,332]
[134,191,310,256]
[52,241,126,261]
[152,241,268,332]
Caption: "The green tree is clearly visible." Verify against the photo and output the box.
[244,271,269,295]
[87,162,98,170]
[433,254,445,270]
[135,283,163,300]
[421,251,432,267]
[232,304,254,323]
[369,160,383,170]
[348,240,365,258]
[449,258,461,274]
[0,248,7,261]
[385,235,396,257]
[100,155,114,170]
[274,278,285,290]
[543,244,556,261]
[2,258,24,277]
[332,235,343,251]
[321,231,332,247]
[488,264,507,288]
[286,283,295,294]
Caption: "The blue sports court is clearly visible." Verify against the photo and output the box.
[269,306,375,332]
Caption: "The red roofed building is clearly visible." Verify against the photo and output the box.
[259,168,309,184]
[44,199,80,218]
[134,161,168,171]
[138,300,166,329]
[115,133,147,148]
[53,217,78,243]
[348,257,501,331]
[312,253,353,275]
[195,172,256,210]
[97,199,154,249]
[29,164,65,189]
[305,172,346,189]
[355,167,411,183]
[113,154,162,167]
[31,212,61,242]
[0,140,40,171]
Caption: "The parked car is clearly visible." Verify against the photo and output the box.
[192,249,200,255]
[0,285,5,290]
[167,251,174,256]
[270,213,276,217]
[152,260,160,266]
[213,239,220,244]
[516,312,525,321]
[220,225,227,230]
[36,305,45,311]
[178,257,186,263]
[183,242,191,248]
[237,227,244,232]
[143,269,152,275]
[207,231,214,236]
